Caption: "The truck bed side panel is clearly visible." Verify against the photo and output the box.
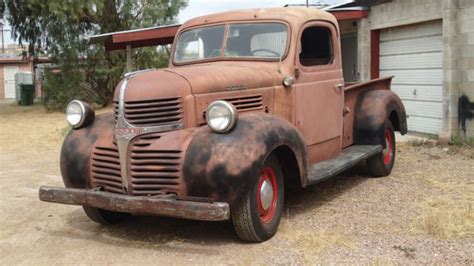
[342,76,406,148]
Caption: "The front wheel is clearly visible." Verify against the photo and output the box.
[83,206,130,225]
[366,120,396,177]
[231,155,284,242]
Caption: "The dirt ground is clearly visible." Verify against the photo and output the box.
[0,101,473,265]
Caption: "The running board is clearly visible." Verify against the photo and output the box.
[307,145,382,185]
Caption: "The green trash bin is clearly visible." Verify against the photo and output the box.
[20,84,35,106]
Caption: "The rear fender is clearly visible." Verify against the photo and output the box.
[354,90,407,147]
[183,113,307,206]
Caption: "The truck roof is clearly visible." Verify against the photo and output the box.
[181,7,338,30]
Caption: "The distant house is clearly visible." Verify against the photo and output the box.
[0,43,52,100]
[0,57,34,100]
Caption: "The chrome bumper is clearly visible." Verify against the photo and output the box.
[39,186,230,221]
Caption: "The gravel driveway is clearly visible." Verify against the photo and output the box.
[0,102,472,264]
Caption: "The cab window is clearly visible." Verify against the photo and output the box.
[299,26,333,66]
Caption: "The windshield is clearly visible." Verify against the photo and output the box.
[173,23,288,64]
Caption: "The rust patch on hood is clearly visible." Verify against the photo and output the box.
[165,64,275,94]
[114,70,192,102]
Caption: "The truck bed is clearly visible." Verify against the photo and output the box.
[342,76,394,148]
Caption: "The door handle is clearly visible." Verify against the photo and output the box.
[334,83,344,93]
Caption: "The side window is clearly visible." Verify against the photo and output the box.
[299,26,333,66]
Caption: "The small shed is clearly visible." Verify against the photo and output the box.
[0,57,33,100]
[88,24,180,72]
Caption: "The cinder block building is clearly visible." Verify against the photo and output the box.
[334,0,474,138]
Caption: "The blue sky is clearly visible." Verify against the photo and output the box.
[1,0,340,45]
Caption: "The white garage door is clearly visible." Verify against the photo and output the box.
[380,21,443,134]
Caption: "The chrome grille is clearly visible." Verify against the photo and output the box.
[224,94,263,112]
[91,144,123,194]
[113,101,118,121]
[123,97,183,126]
[130,133,182,196]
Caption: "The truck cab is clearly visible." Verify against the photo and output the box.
[40,7,407,242]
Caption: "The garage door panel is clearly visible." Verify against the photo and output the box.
[407,116,442,135]
[380,52,442,70]
[380,35,442,56]
[391,84,442,102]
[403,101,443,119]
[380,21,442,41]
[380,20,442,135]
[380,69,442,85]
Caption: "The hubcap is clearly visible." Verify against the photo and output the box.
[383,138,390,157]
[257,166,278,224]
[260,179,274,210]
[383,128,393,165]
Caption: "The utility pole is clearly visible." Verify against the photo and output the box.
[306,0,309,7]
[0,21,11,54]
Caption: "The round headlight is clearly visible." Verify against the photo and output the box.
[206,100,238,133]
[66,100,95,129]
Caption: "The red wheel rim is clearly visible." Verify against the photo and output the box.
[383,128,393,165]
[257,166,278,224]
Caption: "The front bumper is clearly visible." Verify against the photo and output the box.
[39,186,230,221]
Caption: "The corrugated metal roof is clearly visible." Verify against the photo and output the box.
[88,24,181,48]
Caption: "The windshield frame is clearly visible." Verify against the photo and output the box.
[171,20,291,66]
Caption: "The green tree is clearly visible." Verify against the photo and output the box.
[5,0,187,110]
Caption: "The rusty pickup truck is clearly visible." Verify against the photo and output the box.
[40,7,407,242]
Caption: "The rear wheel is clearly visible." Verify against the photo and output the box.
[83,206,130,225]
[231,155,284,242]
[366,120,396,177]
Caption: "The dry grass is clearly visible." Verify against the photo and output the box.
[394,142,474,239]
[408,156,474,239]
[413,197,474,239]
[0,101,112,154]
[279,220,353,262]
[370,257,394,266]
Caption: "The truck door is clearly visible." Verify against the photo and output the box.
[294,22,344,163]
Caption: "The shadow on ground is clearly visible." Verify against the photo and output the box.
[50,165,371,247]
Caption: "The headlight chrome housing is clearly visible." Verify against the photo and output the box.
[206,100,238,133]
[66,100,95,129]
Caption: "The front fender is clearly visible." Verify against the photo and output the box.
[183,113,307,207]
[60,113,114,189]
[354,90,407,147]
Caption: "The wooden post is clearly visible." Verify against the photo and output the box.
[370,30,380,79]
[126,45,133,72]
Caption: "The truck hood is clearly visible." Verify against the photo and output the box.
[165,64,275,94]
[116,69,192,102]
[115,64,277,101]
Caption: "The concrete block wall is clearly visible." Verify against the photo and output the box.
[457,0,474,137]
[357,0,443,81]
[441,0,460,139]
[356,0,474,138]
